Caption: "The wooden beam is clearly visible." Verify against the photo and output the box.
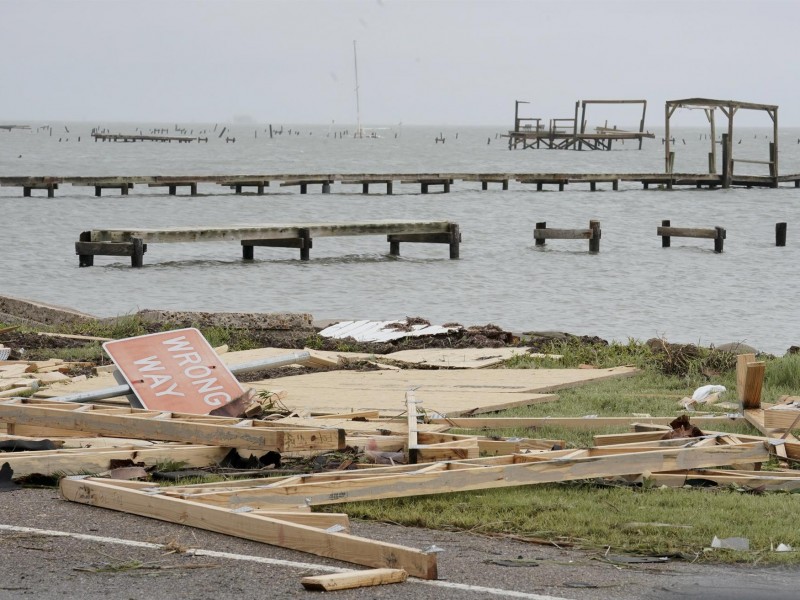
[59,477,438,579]
[0,444,229,478]
[430,416,745,430]
[0,399,344,453]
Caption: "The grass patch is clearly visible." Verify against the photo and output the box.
[327,482,800,564]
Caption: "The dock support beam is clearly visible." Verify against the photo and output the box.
[386,224,460,259]
[241,231,313,261]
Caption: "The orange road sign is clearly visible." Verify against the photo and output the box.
[103,328,244,414]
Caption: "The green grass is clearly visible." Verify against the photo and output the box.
[329,482,800,563]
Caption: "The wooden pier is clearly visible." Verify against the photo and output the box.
[91,133,208,143]
[75,220,461,267]
[505,99,654,150]
[5,171,800,199]
[665,98,779,188]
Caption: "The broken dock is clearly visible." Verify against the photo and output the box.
[75,220,462,267]
[505,99,655,150]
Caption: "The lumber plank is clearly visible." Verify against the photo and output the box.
[0,444,229,477]
[742,362,765,409]
[301,568,407,591]
[431,415,744,430]
[643,470,800,491]
[59,477,438,579]
[251,511,351,532]
[0,399,344,452]
[736,353,757,403]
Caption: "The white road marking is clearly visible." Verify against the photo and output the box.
[0,524,571,600]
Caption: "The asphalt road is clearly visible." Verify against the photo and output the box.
[1,488,798,600]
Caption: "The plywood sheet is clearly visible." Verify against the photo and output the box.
[381,347,553,369]
[220,347,375,367]
[247,366,636,417]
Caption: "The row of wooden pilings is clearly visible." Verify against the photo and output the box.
[534,221,790,253]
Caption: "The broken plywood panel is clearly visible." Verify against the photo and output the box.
[247,366,635,417]
[379,347,533,369]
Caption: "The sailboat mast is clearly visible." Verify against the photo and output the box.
[353,40,362,138]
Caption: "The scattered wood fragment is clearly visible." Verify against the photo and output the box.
[37,331,113,342]
[301,568,408,591]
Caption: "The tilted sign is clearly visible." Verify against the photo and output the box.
[103,328,244,414]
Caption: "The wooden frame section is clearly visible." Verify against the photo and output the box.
[60,477,438,579]
[665,98,779,188]
[157,443,768,509]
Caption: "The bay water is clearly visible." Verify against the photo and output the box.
[1,122,798,354]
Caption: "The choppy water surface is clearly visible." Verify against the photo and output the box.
[2,122,799,353]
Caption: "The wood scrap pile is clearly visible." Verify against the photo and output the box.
[0,336,795,588]
[0,358,92,400]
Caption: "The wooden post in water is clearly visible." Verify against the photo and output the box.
[589,220,600,253]
[448,223,460,259]
[535,222,546,246]
[77,231,94,267]
[362,183,369,194]
[661,220,671,247]
[722,132,734,188]
[714,226,726,253]
[299,228,312,261]
[776,222,787,246]
[131,237,145,268]
[769,142,778,188]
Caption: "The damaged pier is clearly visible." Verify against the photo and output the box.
[75,220,461,267]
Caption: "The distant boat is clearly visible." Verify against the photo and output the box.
[353,40,364,139]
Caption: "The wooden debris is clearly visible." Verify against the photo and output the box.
[301,568,408,591]
[737,353,765,409]
[430,415,744,430]
[156,443,768,509]
[0,399,345,453]
[37,331,113,342]
[59,477,438,579]
[0,444,230,478]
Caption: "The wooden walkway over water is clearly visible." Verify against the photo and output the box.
[4,172,800,198]
[91,133,208,143]
[76,220,461,267]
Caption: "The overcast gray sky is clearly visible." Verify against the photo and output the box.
[2,0,798,126]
